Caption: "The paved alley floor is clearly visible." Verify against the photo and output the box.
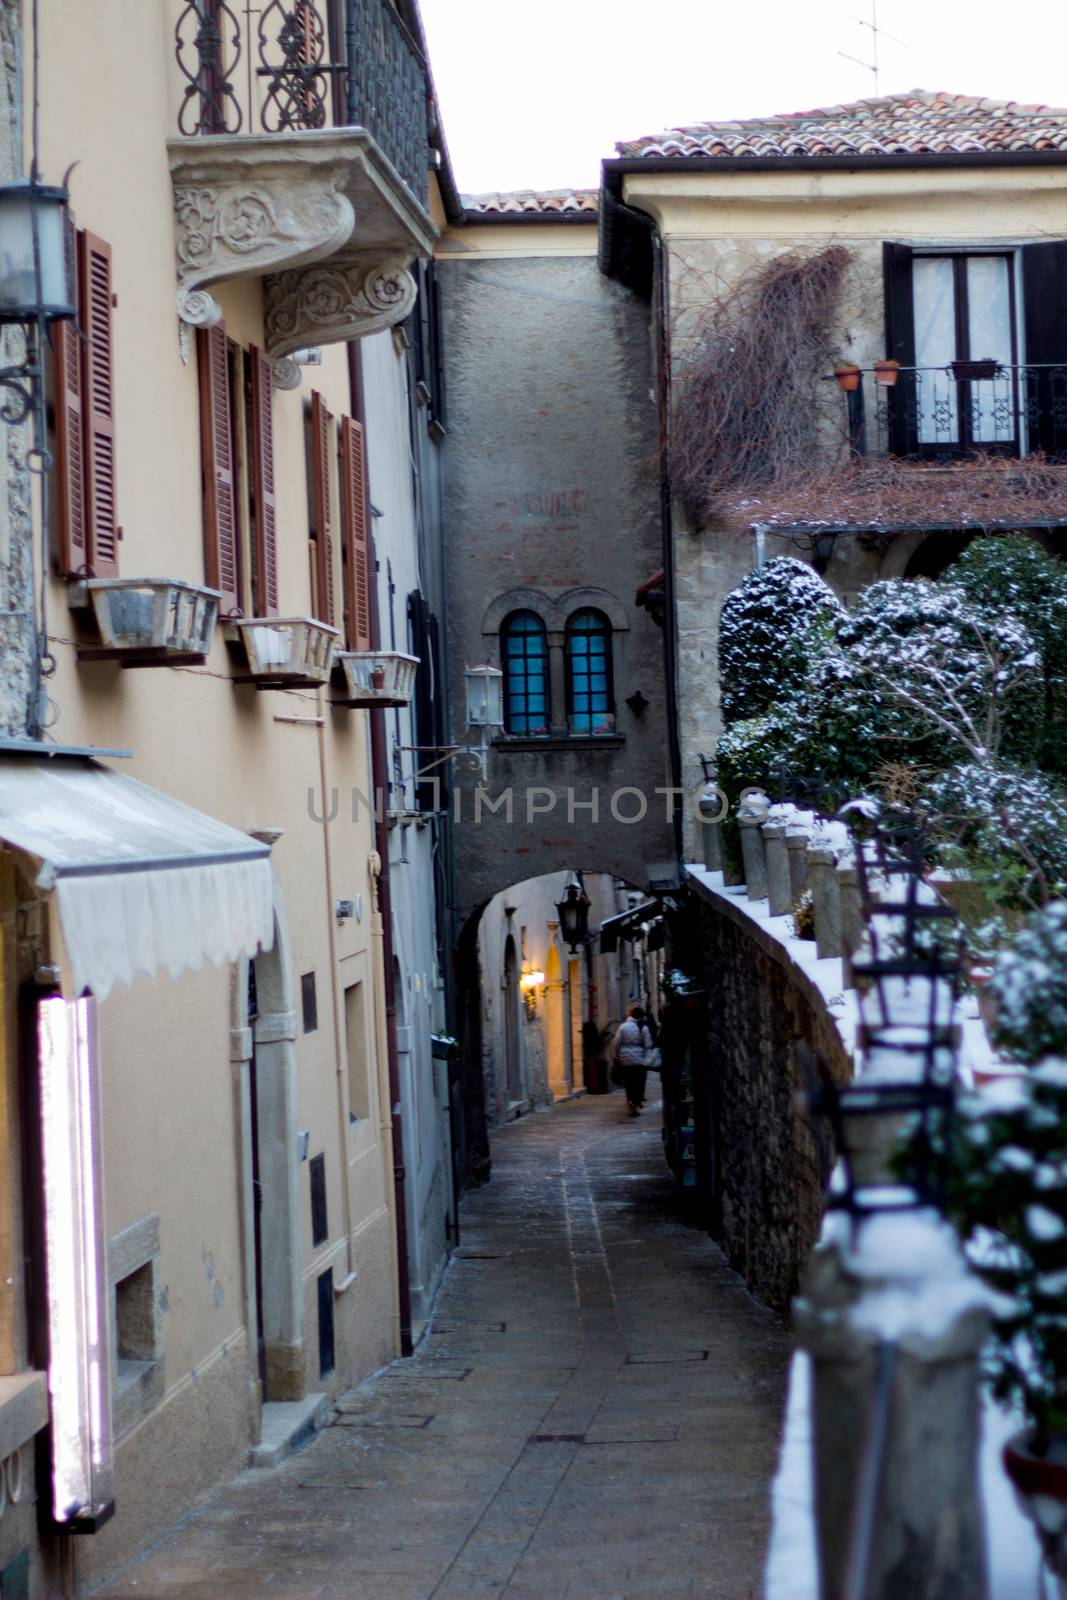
[96,1091,793,1600]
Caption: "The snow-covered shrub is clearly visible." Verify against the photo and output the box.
[920,765,1067,953]
[820,578,1042,768]
[718,557,842,725]
[946,535,1067,778]
[950,1060,1067,1445]
[991,903,1067,1065]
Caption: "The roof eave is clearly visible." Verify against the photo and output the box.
[605,148,1067,176]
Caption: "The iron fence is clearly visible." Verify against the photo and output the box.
[831,363,1067,463]
[174,0,429,204]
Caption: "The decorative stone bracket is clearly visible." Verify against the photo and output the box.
[167,129,436,377]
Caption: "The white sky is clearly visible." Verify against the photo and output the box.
[419,0,1067,196]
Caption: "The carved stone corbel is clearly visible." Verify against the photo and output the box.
[263,254,418,359]
[169,138,357,330]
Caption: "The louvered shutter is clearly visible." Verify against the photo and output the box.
[249,346,278,616]
[79,231,118,576]
[310,391,335,626]
[1022,242,1067,458]
[340,415,371,650]
[53,317,87,575]
[883,242,917,458]
[196,326,240,614]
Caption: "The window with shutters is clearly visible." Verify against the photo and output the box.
[339,415,371,651]
[52,230,119,578]
[197,326,243,615]
[308,391,336,626]
[883,241,1067,462]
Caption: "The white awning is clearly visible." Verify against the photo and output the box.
[0,755,274,999]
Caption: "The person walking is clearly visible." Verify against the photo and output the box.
[613,1003,653,1117]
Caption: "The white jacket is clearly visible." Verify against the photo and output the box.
[615,1018,652,1067]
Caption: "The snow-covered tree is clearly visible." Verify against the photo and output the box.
[717,557,842,726]
[817,578,1042,770]
[945,535,1067,778]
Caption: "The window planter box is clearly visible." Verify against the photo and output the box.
[228,616,339,688]
[74,578,220,666]
[333,650,418,708]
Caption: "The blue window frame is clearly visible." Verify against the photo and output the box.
[566,610,613,734]
[501,612,549,736]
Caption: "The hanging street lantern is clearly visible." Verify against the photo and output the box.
[556,882,590,952]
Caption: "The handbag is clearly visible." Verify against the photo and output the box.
[643,1045,662,1070]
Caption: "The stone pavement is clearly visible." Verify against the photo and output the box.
[95,1091,793,1600]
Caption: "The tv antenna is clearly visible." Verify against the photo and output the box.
[839,2,906,97]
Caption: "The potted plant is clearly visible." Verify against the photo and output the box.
[948,903,1067,1586]
[873,358,901,386]
[370,661,387,690]
[951,356,1000,382]
[833,362,862,392]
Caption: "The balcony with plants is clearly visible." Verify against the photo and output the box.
[669,246,1067,543]
[167,0,437,374]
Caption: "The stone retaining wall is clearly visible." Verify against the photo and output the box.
[689,868,856,1312]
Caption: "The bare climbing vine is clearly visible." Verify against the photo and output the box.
[668,246,853,526]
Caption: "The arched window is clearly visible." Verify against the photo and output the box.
[501,611,549,736]
[566,609,613,734]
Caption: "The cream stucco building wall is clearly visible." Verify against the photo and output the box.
[0,1,447,1591]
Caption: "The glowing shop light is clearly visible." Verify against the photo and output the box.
[37,995,115,1532]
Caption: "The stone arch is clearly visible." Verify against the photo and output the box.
[481,588,554,637]
[232,868,304,1406]
[549,587,630,633]
[481,584,632,638]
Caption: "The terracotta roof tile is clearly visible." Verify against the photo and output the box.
[617,91,1067,161]
[462,189,598,216]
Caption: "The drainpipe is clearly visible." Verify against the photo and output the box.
[349,340,414,1358]
[315,695,357,1291]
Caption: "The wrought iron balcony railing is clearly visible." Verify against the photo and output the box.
[173,0,429,205]
[829,363,1067,463]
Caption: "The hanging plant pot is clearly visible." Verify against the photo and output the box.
[873,359,901,387]
[1003,1430,1067,1592]
[833,364,862,392]
[951,357,1000,382]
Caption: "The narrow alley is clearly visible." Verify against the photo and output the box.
[95,1094,791,1600]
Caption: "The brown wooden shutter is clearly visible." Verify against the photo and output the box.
[340,415,371,651]
[1022,242,1067,457]
[249,346,278,615]
[883,242,917,458]
[310,390,335,626]
[79,230,119,576]
[196,326,241,614]
[53,316,87,575]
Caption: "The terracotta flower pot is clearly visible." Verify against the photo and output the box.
[1004,1429,1067,1592]
[874,359,901,387]
[370,667,386,690]
[834,364,861,392]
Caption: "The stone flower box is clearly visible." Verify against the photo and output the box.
[229,616,340,688]
[75,578,220,665]
[333,650,418,708]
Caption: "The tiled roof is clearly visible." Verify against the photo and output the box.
[617,91,1067,161]
[461,189,598,216]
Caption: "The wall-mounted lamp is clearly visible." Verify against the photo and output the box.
[556,882,590,953]
[519,969,545,1019]
[465,663,504,730]
[36,995,115,1533]
[0,177,75,423]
